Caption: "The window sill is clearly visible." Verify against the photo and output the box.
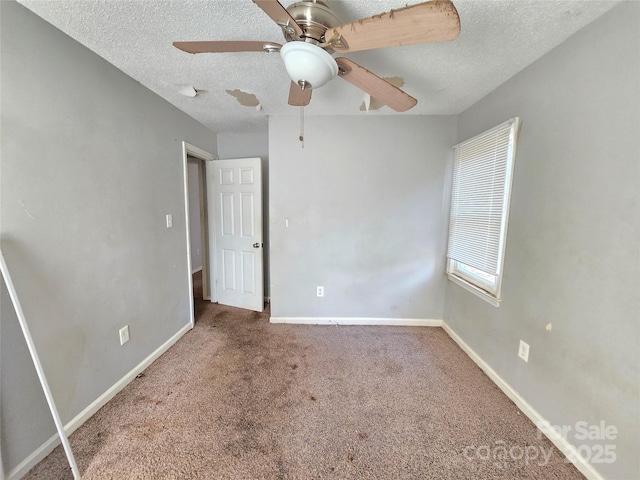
[446,273,501,307]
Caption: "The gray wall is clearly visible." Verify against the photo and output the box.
[269,115,456,319]
[0,1,216,475]
[1,276,57,477]
[217,132,269,161]
[187,161,203,272]
[217,132,271,298]
[444,2,639,479]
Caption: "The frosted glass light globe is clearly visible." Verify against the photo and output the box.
[280,41,338,90]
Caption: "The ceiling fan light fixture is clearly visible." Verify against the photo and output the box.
[280,41,337,90]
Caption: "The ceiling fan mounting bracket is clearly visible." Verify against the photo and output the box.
[278,21,302,42]
[337,63,351,77]
[323,34,348,51]
[262,42,282,53]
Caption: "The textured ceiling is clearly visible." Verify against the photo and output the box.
[18,0,620,134]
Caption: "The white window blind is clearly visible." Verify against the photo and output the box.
[447,118,520,276]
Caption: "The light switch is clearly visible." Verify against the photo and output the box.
[166,214,173,228]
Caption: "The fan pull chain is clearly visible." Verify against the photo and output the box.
[299,106,304,149]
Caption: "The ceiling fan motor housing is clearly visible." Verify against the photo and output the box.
[284,1,341,44]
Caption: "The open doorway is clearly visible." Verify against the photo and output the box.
[183,144,266,320]
[182,142,215,327]
[187,157,206,296]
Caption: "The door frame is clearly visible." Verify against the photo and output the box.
[182,141,216,327]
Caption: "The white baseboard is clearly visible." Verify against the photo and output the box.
[64,323,193,436]
[191,266,202,274]
[270,317,443,327]
[8,322,193,480]
[441,322,605,480]
[7,432,60,480]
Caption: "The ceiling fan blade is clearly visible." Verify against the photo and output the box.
[326,0,460,53]
[173,41,282,54]
[253,0,303,37]
[288,81,312,106]
[336,58,417,112]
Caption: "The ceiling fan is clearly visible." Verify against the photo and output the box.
[173,0,460,112]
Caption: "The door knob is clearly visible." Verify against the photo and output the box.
[253,243,262,248]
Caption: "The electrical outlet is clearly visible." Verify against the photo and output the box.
[316,286,324,297]
[119,325,130,345]
[518,340,529,362]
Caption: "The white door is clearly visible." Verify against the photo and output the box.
[207,158,264,312]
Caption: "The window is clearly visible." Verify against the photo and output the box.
[446,118,520,306]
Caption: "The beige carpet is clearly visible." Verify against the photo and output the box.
[24,272,583,479]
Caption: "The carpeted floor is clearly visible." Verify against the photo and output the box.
[24,272,584,479]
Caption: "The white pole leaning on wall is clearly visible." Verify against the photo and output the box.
[0,250,80,479]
